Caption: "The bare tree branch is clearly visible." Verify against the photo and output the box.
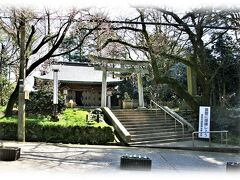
[26,25,36,50]
[111,26,142,32]
[27,18,72,76]
[31,33,58,55]
[204,30,228,47]
[98,38,149,51]
[160,9,196,45]
[159,52,193,67]
[51,23,101,57]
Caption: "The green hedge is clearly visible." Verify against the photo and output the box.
[26,89,65,116]
[0,119,114,145]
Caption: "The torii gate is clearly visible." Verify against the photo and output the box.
[88,55,149,109]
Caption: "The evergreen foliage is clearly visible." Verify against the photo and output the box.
[0,76,14,106]
[26,89,65,116]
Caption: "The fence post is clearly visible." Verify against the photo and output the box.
[226,132,228,146]
[209,133,211,147]
[221,132,223,144]
[192,132,195,147]
[182,126,185,138]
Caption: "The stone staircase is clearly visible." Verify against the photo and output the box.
[111,109,193,146]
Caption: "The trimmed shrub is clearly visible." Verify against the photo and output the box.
[0,120,17,140]
[0,119,114,145]
[26,89,65,116]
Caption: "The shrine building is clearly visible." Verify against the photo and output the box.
[35,61,121,108]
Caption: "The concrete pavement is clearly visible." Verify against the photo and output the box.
[0,141,240,179]
[132,139,240,153]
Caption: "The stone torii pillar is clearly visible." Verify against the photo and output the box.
[101,67,107,107]
[88,55,150,108]
[187,66,197,96]
[137,72,145,108]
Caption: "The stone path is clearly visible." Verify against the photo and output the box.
[0,141,239,179]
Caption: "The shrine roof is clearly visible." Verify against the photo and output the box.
[35,63,121,84]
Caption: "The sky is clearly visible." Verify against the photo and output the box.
[1,0,240,11]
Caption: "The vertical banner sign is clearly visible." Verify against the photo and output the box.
[198,106,211,138]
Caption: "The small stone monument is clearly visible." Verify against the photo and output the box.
[68,99,74,108]
[122,92,133,109]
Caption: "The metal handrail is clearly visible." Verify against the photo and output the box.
[192,130,228,147]
[163,106,195,131]
[150,100,185,137]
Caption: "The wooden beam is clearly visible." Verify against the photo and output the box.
[89,55,149,66]
[94,65,149,74]
[94,66,136,73]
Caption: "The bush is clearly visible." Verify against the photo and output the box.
[211,107,240,145]
[0,118,17,140]
[26,89,65,116]
[0,76,15,106]
[211,107,240,134]
[0,117,114,145]
[59,108,88,126]
[0,108,114,145]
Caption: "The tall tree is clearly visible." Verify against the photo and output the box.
[0,8,101,116]
[209,33,240,107]
[0,28,17,105]
[97,8,239,113]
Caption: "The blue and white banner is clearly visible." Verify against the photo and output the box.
[198,106,211,138]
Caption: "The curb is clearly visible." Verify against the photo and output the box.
[131,145,240,153]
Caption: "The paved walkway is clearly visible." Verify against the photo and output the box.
[133,140,240,152]
[0,141,239,179]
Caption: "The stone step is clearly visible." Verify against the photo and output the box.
[128,137,192,145]
[112,109,164,112]
[111,108,193,145]
[116,118,169,122]
[113,110,166,113]
[116,115,172,119]
[116,115,169,119]
[113,110,165,113]
[114,115,168,120]
[127,127,183,134]
[113,111,165,114]
[118,118,168,122]
[131,134,187,142]
[131,131,185,138]
[126,125,182,132]
[120,121,176,127]
[122,123,181,129]
[119,121,175,126]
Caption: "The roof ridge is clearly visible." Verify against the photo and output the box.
[57,61,93,67]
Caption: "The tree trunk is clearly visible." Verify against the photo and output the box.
[149,52,199,113]
[4,18,73,117]
[4,81,19,117]
[154,75,199,113]
[201,81,211,106]
[168,80,199,113]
